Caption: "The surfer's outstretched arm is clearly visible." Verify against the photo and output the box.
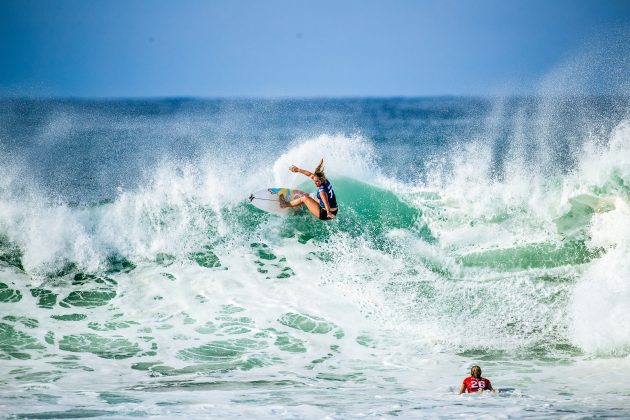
[289,165,314,178]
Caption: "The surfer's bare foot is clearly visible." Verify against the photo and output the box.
[279,194,289,208]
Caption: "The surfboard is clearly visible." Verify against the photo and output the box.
[248,188,310,214]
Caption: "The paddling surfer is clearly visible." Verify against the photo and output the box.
[459,365,494,394]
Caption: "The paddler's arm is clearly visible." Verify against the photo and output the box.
[458,383,466,394]
[289,165,314,177]
[320,190,335,219]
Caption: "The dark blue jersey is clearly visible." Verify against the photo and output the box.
[317,180,337,209]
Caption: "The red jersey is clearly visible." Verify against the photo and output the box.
[462,376,492,393]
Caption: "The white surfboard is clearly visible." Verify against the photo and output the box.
[248,187,310,214]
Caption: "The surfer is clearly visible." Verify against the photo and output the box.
[280,159,338,220]
[459,365,494,394]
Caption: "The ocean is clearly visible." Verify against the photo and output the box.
[0,96,629,418]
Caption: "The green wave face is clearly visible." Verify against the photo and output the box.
[325,178,426,235]
[259,177,433,247]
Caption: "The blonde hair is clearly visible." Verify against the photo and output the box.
[314,158,327,183]
[470,365,482,379]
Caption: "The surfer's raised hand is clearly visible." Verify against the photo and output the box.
[290,165,316,177]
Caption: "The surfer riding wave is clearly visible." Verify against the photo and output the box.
[280,158,338,220]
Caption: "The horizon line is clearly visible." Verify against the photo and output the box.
[1,93,627,101]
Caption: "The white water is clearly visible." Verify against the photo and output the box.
[1,109,630,418]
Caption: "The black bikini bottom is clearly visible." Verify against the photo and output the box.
[318,208,338,221]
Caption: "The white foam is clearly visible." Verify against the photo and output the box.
[571,198,630,354]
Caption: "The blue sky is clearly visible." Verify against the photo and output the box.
[1,0,629,97]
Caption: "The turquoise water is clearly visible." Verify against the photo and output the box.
[1,97,630,418]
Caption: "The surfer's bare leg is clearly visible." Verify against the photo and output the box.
[279,193,301,208]
[280,194,320,217]
[279,193,305,209]
[282,195,321,218]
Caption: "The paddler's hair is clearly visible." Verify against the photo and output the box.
[314,158,327,183]
[470,365,482,379]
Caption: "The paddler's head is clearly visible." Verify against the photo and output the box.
[470,365,482,379]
